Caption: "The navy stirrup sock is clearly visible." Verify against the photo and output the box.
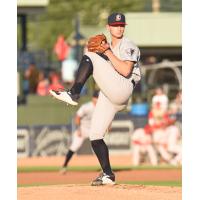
[70,55,93,95]
[91,139,113,175]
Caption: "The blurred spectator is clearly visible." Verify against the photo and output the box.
[131,125,158,166]
[48,71,64,91]
[152,86,169,112]
[148,102,172,164]
[144,56,157,65]
[36,71,49,96]
[168,90,182,121]
[24,63,39,94]
[165,90,182,165]
[54,35,70,61]
[61,48,78,88]
[165,123,182,166]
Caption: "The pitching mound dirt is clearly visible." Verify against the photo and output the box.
[18,184,181,200]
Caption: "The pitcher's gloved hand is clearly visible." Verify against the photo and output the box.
[87,34,110,53]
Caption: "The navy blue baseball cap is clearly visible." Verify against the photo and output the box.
[107,13,127,26]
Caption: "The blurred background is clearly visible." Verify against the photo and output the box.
[17,0,181,169]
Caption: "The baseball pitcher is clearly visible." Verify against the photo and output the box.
[50,12,141,186]
[148,102,172,163]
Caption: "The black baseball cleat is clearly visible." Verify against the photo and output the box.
[49,89,79,106]
[91,172,115,186]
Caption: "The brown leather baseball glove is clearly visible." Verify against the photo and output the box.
[87,34,109,53]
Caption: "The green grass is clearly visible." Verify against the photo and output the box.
[18,165,181,173]
[17,166,101,173]
[120,181,182,187]
[18,183,59,187]
[18,181,181,188]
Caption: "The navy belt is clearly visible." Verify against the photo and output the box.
[131,79,136,87]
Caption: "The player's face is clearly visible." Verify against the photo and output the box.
[107,24,125,38]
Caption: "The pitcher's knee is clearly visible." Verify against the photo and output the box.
[85,52,108,62]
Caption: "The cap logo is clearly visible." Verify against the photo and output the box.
[116,14,121,21]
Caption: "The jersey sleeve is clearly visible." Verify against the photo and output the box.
[120,40,140,62]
